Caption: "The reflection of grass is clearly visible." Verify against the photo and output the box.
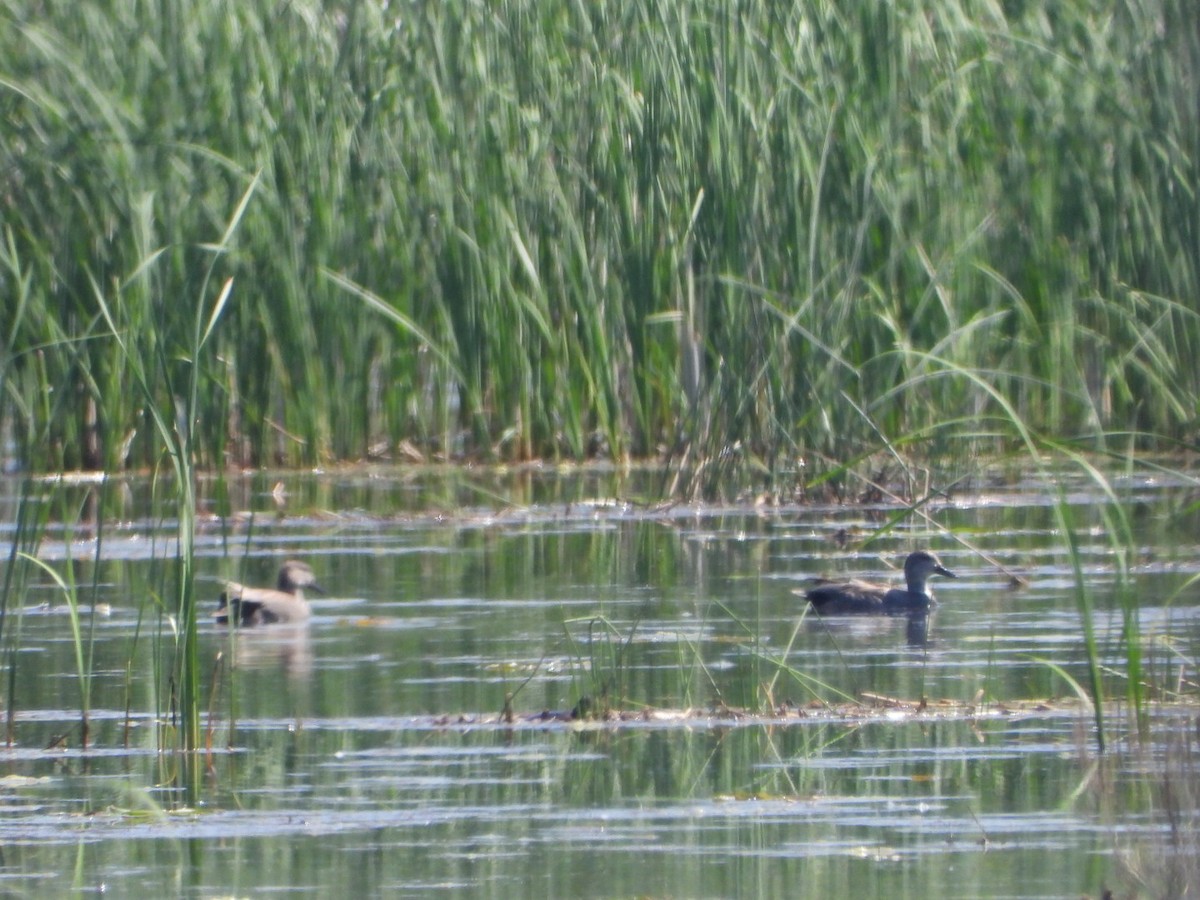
[6,481,112,750]
[1,481,51,745]
[561,615,640,718]
[1110,724,1200,897]
[19,551,94,748]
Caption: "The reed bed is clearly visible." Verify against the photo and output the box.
[0,0,1194,481]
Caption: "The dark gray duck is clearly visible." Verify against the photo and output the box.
[216,560,324,626]
[798,550,956,615]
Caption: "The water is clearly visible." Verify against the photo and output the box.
[1,465,1198,897]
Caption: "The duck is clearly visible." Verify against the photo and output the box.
[797,550,956,615]
[215,560,324,626]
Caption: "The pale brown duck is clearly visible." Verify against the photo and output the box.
[215,560,324,626]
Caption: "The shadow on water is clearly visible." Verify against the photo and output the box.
[1,465,1198,897]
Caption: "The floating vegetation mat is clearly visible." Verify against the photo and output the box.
[412,695,1178,732]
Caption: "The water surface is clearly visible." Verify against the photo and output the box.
[1,465,1197,897]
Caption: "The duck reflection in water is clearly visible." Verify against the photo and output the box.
[225,623,314,679]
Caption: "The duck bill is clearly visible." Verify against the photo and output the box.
[934,564,957,579]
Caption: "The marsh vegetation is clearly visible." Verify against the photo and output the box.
[1,0,1199,895]
[2,0,1196,481]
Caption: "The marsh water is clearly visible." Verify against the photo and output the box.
[2,464,1199,898]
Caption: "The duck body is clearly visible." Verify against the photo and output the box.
[216,560,323,626]
[801,551,955,616]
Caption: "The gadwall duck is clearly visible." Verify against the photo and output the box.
[798,550,956,615]
[215,560,324,626]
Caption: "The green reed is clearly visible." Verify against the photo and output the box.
[562,615,641,717]
[1,0,1195,473]
[90,181,251,791]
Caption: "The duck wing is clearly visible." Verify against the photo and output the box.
[216,582,307,626]
[216,581,262,625]
[804,578,888,614]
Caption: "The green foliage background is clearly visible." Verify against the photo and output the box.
[1,1,1196,482]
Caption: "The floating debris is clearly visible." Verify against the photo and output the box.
[412,695,1114,732]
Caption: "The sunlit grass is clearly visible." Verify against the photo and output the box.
[0,0,1194,476]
